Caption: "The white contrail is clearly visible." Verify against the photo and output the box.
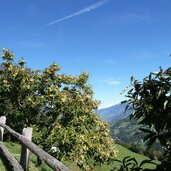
[46,0,110,26]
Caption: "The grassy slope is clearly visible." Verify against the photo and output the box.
[0,142,157,171]
[94,144,157,171]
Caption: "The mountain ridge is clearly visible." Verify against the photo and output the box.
[97,102,131,125]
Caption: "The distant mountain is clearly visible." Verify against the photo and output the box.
[97,103,144,143]
[98,103,161,152]
[97,103,142,143]
[97,102,131,125]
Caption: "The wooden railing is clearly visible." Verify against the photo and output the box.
[0,116,71,171]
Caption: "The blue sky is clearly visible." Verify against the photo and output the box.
[0,0,171,108]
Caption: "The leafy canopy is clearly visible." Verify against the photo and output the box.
[0,48,117,170]
[125,67,171,170]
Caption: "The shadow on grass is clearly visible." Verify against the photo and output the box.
[30,155,53,171]
[0,153,14,171]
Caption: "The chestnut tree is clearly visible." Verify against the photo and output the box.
[0,48,117,169]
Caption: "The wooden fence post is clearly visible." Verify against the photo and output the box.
[0,116,6,141]
[0,122,71,171]
[20,127,33,171]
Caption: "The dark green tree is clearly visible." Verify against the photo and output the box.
[125,67,171,170]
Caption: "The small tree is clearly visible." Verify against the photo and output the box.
[0,48,117,170]
[125,67,171,170]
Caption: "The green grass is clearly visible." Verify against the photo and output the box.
[0,142,53,171]
[0,142,80,171]
[115,144,158,169]
[0,142,158,171]
[90,144,158,171]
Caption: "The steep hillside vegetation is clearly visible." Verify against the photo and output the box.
[98,103,162,159]
[98,103,142,143]
[110,116,144,143]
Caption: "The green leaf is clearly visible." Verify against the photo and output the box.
[139,159,156,167]
[139,128,153,134]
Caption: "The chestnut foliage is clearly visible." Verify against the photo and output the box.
[0,48,117,170]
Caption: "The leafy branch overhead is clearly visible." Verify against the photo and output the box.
[125,66,171,170]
